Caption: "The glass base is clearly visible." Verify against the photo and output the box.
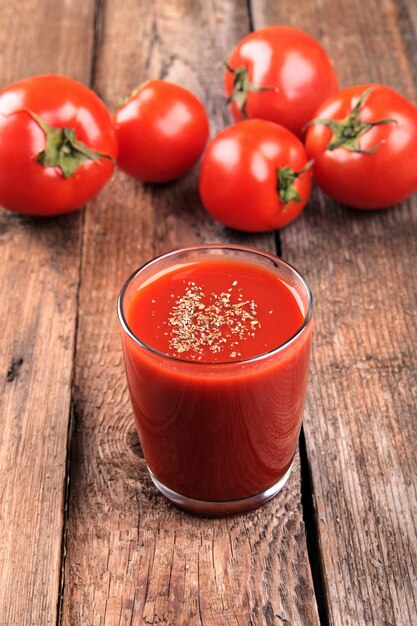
[148,461,294,516]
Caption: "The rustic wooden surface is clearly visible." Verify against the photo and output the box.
[254,1,417,624]
[0,0,416,625]
[0,1,94,625]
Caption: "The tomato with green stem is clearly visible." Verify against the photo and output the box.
[0,74,117,216]
[305,84,417,209]
[199,119,313,232]
[224,26,338,137]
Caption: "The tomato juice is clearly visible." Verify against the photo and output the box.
[118,245,313,515]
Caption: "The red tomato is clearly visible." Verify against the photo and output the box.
[305,84,417,209]
[199,119,312,232]
[0,75,117,216]
[114,80,209,182]
[224,26,338,137]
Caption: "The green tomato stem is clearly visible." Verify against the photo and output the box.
[306,87,396,154]
[25,110,113,178]
[277,160,314,206]
[225,64,277,116]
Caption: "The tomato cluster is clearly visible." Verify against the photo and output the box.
[0,75,208,216]
[0,25,416,225]
[204,26,417,230]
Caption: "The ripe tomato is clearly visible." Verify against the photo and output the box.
[224,26,338,138]
[114,80,209,182]
[0,75,117,216]
[305,84,417,209]
[199,119,312,232]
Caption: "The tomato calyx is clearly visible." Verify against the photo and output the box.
[307,87,396,154]
[225,64,276,115]
[117,80,150,108]
[277,160,314,205]
[26,110,114,178]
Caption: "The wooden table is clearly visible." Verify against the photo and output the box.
[1,1,416,624]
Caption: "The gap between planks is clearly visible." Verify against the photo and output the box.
[299,429,329,626]
[56,205,87,626]
[55,0,101,620]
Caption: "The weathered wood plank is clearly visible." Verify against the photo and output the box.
[62,1,319,624]
[0,1,95,624]
[252,0,417,624]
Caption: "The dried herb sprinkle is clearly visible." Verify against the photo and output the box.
[167,280,260,359]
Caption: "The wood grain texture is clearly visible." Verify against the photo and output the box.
[61,1,319,624]
[252,0,417,624]
[0,2,95,625]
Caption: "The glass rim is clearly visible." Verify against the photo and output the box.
[117,243,314,366]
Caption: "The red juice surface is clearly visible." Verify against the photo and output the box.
[121,255,312,505]
[126,259,304,362]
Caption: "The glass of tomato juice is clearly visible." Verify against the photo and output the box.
[118,244,313,515]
